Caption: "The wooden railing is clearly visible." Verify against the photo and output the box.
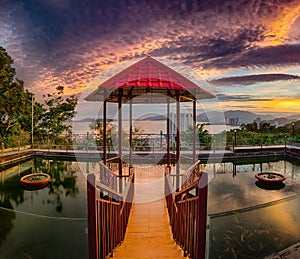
[165,166,208,259]
[87,169,134,259]
[99,160,118,191]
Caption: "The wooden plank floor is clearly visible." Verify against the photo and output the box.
[112,166,186,259]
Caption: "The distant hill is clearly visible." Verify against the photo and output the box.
[197,110,273,124]
[78,118,94,122]
[264,115,300,126]
[287,114,300,121]
[225,110,273,123]
[72,118,114,122]
[138,115,166,121]
[265,117,291,126]
[141,110,272,124]
[73,111,299,125]
[197,111,225,123]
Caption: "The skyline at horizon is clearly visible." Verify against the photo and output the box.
[1,0,300,116]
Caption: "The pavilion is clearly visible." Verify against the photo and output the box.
[85,56,214,189]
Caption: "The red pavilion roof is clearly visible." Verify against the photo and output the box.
[85,56,214,103]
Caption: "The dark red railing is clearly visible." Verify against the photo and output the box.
[87,171,134,259]
[165,166,208,259]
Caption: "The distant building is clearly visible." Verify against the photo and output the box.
[228,117,240,126]
[254,117,261,124]
[170,112,193,136]
[225,117,230,125]
[225,116,240,126]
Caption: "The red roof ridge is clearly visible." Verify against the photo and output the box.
[85,56,214,103]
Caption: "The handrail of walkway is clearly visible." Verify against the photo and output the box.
[181,160,201,189]
[165,166,208,259]
[87,168,135,259]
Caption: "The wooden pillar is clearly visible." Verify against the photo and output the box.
[86,162,90,174]
[196,172,208,258]
[86,132,89,152]
[193,98,197,163]
[167,96,171,166]
[31,95,34,148]
[118,89,123,193]
[176,93,180,190]
[87,173,98,259]
[103,99,107,165]
[196,172,208,259]
[129,99,133,167]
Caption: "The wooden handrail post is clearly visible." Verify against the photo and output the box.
[196,172,208,259]
[87,173,98,259]
[129,165,133,176]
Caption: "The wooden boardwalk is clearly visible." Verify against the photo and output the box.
[112,166,186,259]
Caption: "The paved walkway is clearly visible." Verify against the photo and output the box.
[271,242,300,259]
[112,166,186,259]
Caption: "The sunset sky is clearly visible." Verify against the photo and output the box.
[0,0,300,118]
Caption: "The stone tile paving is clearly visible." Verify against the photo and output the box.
[271,242,300,259]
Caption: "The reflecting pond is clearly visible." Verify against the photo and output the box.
[0,158,96,259]
[206,158,300,258]
[0,157,299,258]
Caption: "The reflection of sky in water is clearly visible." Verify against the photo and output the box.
[206,159,300,258]
[206,160,300,215]
[210,196,300,258]
[0,160,88,218]
[1,158,300,258]
[0,159,90,258]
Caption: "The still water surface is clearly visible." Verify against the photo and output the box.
[0,157,299,258]
[0,158,90,259]
[206,159,300,258]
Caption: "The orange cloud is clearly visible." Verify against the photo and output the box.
[270,99,300,112]
[221,98,300,114]
[264,3,300,45]
[232,99,300,113]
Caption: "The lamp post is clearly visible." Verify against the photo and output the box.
[292,122,295,137]
[284,135,287,148]
[234,129,237,147]
[31,95,34,148]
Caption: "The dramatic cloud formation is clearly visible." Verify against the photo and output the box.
[210,74,300,86]
[216,94,272,102]
[203,44,300,69]
[0,0,299,115]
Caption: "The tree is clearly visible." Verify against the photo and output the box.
[196,123,211,148]
[89,120,116,150]
[0,46,33,146]
[0,46,78,147]
[181,123,211,148]
[131,126,150,151]
[36,86,77,144]
[240,122,258,132]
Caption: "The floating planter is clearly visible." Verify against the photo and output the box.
[20,173,50,189]
[255,172,286,184]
